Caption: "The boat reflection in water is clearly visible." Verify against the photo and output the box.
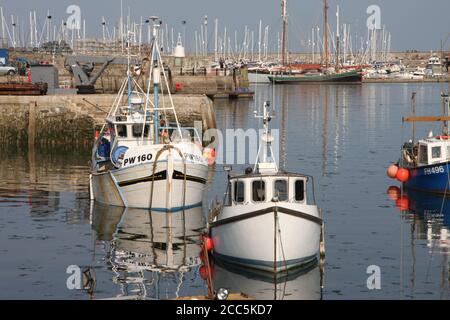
[404,188,450,251]
[211,258,322,300]
[91,203,205,299]
[388,186,450,251]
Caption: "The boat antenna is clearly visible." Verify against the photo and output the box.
[254,101,278,172]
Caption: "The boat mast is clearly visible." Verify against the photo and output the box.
[281,0,288,66]
[323,0,329,69]
[150,17,161,144]
[127,31,132,107]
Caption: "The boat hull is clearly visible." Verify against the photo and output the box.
[268,70,362,84]
[404,161,450,194]
[210,203,321,273]
[91,161,208,211]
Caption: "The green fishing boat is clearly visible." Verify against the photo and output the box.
[268,70,362,84]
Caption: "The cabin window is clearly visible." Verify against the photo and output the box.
[117,125,127,138]
[252,180,266,202]
[419,145,428,164]
[295,180,305,202]
[274,180,288,201]
[432,146,441,159]
[234,181,245,203]
[132,124,150,137]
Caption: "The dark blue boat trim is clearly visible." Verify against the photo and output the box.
[212,252,318,273]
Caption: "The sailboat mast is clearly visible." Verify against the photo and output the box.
[281,0,288,66]
[335,5,340,70]
[323,0,329,69]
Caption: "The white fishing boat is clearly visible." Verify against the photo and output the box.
[90,18,208,211]
[208,101,323,273]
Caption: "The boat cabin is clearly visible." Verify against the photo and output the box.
[417,138,450,167]
[94,96,203,169]
[223,173,315,206]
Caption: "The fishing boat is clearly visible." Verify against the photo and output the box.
[268,69,362,84]
[387,93,450,194]
[208,101,324,273]
[89,19,208,211]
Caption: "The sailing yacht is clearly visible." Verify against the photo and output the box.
[209,101,323,273]
[90,19,208,211]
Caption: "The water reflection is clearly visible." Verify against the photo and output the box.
[389,187,450,298]
[403,189,450,252]
[212,259,322,300]
[91,203,206,299]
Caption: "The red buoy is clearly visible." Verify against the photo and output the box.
[387,165,399,179]
[395,196,409,211]
[387,186,401,201]
[396,168,410,182]
[94,130,100,141]
[203,236,214,252]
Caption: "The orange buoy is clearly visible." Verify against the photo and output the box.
[387,186,401,201]
[395,196,409,211]
[94,130,100,141]
[387,164,398,179]
[203,236,214,252]
[396,168,410,182]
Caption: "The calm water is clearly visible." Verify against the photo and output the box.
[1,83,449,300]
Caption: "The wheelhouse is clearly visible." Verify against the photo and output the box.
[417,138,450,167]
[223,173,316,206]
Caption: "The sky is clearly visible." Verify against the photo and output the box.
[0,0,449,52]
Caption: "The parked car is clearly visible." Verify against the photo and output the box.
[0,65,17,76]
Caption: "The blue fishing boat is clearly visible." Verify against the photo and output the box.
[388,93,450,194]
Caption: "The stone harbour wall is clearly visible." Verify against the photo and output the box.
[0,94,216,148]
